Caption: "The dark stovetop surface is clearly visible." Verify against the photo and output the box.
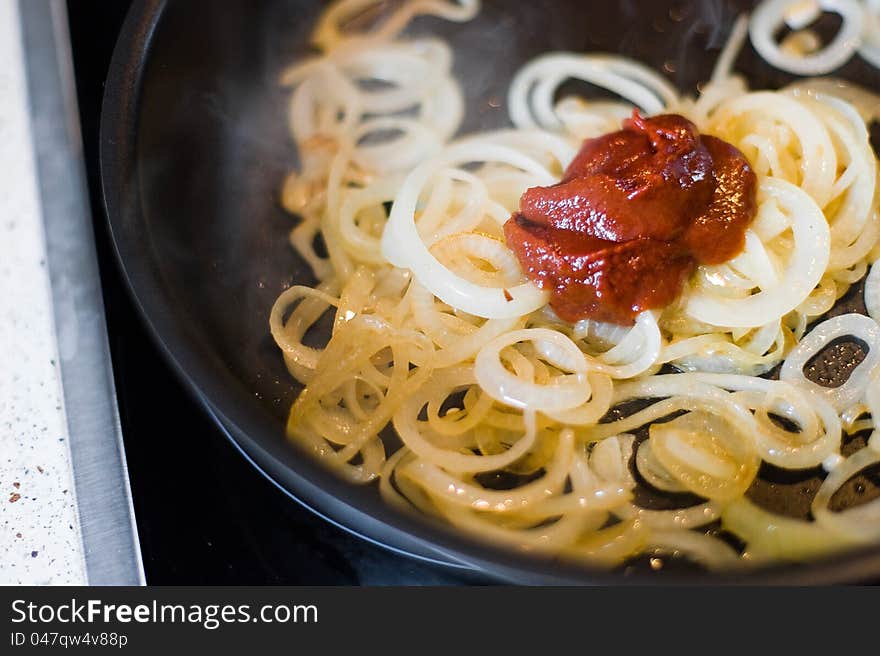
[66,0,476,586]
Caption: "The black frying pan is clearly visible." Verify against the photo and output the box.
[101,0,880,583]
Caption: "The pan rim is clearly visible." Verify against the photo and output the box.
[99,0,880,585]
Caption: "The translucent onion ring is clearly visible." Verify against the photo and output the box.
[507,53,678,130]
[812,446,880,541]
[859,0,880,68]
[685,177,831,328]
[780,313,880,412]
[722,497,856,562]
[311,0,479,51]
[749,0,864,76]
[474,328,592,412]
[865,263,880,322]
[381,140,555,318]
[393,368,540,474]
[589,434,723,530]
[786,77,880,126]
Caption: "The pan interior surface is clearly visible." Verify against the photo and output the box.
[102,0,880,583]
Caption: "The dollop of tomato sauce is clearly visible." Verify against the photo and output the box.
[503,111,757,325]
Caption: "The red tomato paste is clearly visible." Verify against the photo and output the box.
[503,112,757,325]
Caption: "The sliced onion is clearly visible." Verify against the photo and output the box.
[474,329,591,412]
[812,446,880,541]
[618,373,841,470]
[543,373,614,426]
[749,0,864,76]
[865,263,880,322]
[269,282,340,376]
[859,0,880,68]
[393,368,539,474]
[562,520,649,568]
[399,429,629,518]
[636,437,691,493]
[588,433,723,530]
[685,177,830,328]
[507,53,678,131]
[311,0,479,51]
[780,313,880,411]
[648,529,741,570]
[722,497,857,562]
[589,434,636,486]
[351,117,443,174]
[786,77,880,124]
[381,139,555,319]
[649,411,760,501]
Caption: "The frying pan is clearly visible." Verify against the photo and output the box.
[100,0,880,583]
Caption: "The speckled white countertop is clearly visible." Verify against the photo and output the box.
[0,0,87,585]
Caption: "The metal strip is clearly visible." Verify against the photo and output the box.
[18,0,145,586]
